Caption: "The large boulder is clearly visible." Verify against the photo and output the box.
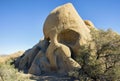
[43,3,91,72]
[15,3,92,75]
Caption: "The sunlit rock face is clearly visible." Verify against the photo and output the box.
[15,3,92,75]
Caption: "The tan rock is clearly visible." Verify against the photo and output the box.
[84,20,95,29]
[29,49,50,75]
[15,3,92,75]
[18,46,40,70]
[43,3,91,71]
[15,39,50,74]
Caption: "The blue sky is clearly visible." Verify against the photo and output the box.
[0,0,120,54]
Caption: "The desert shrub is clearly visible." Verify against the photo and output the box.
[0,59,33,81]
[70,29,120,81]
[91,29,120,80]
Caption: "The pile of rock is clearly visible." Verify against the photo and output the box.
[15,3,95,76]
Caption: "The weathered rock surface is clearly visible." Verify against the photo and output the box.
[43,3,91,71]
[15,3,92,75]
[84,20,95,29]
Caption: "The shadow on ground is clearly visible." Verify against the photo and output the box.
[30,73,78,81]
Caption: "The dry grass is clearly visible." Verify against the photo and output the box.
[0,51,35,81]
[0,58,34,81]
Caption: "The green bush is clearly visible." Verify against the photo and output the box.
[0,59,33,81]
[71,29,120,81]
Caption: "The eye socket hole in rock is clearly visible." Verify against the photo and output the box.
[57,29,80,46]
[57,29,80,59]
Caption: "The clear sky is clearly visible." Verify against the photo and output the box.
[0,0,120,54]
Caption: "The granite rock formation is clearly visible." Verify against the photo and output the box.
[15,3,94,75]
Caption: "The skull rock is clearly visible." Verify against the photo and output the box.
[15,3,92,75]
[43,3,91,72]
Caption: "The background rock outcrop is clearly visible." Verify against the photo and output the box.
[0,51,24,63]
